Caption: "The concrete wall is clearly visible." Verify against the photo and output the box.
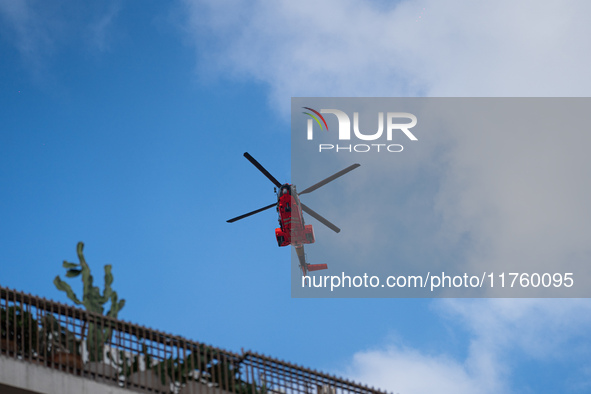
[0,356,135,394]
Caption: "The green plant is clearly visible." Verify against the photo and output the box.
[53,242,125,361]
[38,314,81,356]
[147,344,232,388]
[0,305,38,357]
[110,342,153,378]
[151,344,268,394]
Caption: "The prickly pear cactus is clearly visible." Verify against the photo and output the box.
[54,242,125,361]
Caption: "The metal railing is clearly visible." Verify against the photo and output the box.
[0,286,384,394]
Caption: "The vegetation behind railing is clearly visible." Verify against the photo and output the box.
[54,241,126,363]
[0,286,384,394]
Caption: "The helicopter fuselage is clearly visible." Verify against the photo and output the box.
[274,184,315,247]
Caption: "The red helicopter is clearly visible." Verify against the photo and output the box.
[227,152,360,276]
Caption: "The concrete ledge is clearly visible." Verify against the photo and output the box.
[0,355,137,394]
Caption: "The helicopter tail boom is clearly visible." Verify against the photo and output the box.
[296,245,328,276]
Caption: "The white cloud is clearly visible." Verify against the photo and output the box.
[346,344,504,394]
[345,299,591,393]
[441,298,591,361]
[425,100,591,296]
[0,0,122,68]
[0,0,54,63]
[183,0,591,115]
[87,3,120,52]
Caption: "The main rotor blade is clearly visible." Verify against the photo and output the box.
[301,203,341,233]
[227,202,276,223]
[243,152,282,188]
[298,163,360,195]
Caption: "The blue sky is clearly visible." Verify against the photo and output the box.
[2,1,591,393]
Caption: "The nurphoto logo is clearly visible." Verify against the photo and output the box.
[303,107,418,153]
